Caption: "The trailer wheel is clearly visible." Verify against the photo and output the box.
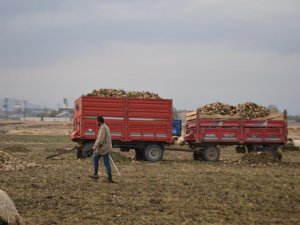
[77,148,83,159]
[135,149,144,161]
[236,146,246,154]
[82,142,94,159]
[247,144,263,153]
[193,151,204,161]
[76,144,84,159]
[203,146,220,161]
[143,144,163,162]
[193,151,200,160]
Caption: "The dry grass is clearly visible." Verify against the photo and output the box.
[0,122,300,225]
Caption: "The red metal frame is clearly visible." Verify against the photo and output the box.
[71,96,173,144]
[185,119,288,145]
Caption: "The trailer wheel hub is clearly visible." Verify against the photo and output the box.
[207,149,216,159]
[144,144,163,162]
[203,146,220,161]
[150,148,159,157]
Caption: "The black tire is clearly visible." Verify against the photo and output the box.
[82,142,94,159]
[77,148,83,159]
[143,144,163,162]
[193,151,204,161]
[247,144,263,153]
[246,145,255,153]
[76,144,84,159]
[236,146,246,154]
[135,149,144,160]
[193,151,200,160]
[203,146,220,161]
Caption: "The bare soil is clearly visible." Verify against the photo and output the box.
[0,121,300,225]
[288,123,300,140]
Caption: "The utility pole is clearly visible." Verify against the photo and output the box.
[23,100,27,119]
[63,98,68,110]
[14,100,21,114]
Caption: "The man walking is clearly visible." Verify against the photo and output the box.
[89,116,113,182]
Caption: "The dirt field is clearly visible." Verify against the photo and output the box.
[0,121,300,225]
[288,123,300,140]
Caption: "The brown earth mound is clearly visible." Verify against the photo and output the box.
[0,151,38,172]
[241,152,276,164]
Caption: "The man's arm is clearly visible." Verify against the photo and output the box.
[93,126,105,151]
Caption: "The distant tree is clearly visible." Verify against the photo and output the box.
[267,104,279,113]
[288,115,300,123]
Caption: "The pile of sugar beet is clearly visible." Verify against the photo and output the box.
[87,88,161,99]
[86,89,282,120]
[196,101,275,119]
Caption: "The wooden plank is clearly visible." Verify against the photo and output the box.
[198,113,240,120]
[186,110,197,121]
[186,115,197,121]
[186,111,196,117]
[252,112,285,121]
[186,109,285,122]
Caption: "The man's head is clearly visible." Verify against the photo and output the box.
[97,116,105,125]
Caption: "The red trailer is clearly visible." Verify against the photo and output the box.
[185,114,288,161]
[71,96,173,161]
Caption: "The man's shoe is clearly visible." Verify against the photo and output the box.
[88,174,99,180]
[104,178,114,183]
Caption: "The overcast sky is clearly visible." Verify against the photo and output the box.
[0,0,299,114]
